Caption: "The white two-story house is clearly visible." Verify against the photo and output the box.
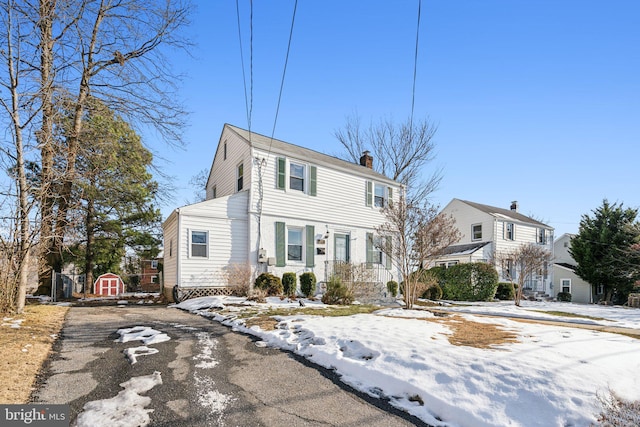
[162,124,402,300]
[433,199,555,295]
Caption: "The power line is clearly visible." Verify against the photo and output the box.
[235,0,254,133]
[409,0,422,131]
[269,0,298,148]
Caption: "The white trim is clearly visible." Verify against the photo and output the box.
[190,229,209,258]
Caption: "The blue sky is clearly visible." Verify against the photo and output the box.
[161,0,640,238]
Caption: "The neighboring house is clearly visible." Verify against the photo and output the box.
[553,233,600,303]
[140,253,163,292]
[163,124,402,300]
[433,199,554,295]
[94,273,125,296]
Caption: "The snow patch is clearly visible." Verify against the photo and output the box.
[116,326,170,345]
[124,346,160,364]
[75,371,162,427]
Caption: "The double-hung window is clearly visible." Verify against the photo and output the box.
[472,224,482,241]
[290,163,305,192]
[537,228,546,244]
[561,279,571,293]
[287,228,303,261]
[191,231,208,258]
[374,184,386,207]
[505,223,515,240]
[277,158,317,196]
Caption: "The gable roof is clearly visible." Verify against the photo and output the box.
[456,199,550,228]
[224,124,398,186]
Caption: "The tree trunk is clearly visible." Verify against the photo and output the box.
[37,0,56,294]
[84,196,95,290]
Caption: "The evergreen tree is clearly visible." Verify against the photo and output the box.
[68,99,162,289]
[570,200,640,303]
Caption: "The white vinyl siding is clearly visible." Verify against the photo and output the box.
[206,132,251,200]
[164,192,249,288]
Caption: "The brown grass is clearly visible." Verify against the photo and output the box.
[0,303,68,403]
[432,314,519,349]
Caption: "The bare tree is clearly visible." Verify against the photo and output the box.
[494,244,552,306]
[33,0,191,292]
[376,193,460,309]
[0,0,40,313]
[187,167,208,204]
[335,113,441,202]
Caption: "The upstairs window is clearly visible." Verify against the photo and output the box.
[223,141,227,160]
[277,158,317,196]
[367,181,392,207]
[537,228,547,244]
[290,163,306,192]
[505,223,515,240]
[151,260,158,269]
[374,184,386,207]
[472,224,482,241]
[237,163,244,191]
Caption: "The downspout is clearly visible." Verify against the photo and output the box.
[176,208,181,288]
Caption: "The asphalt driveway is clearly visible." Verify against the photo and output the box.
[33,305,427,426]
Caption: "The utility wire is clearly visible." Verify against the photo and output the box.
[409,0,422,131]
[235,0,250,132]
[267,0,298,157]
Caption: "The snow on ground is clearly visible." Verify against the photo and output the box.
[436,300,640,329]
[1,317,24,328]
[75,371,162,427]
[174,296,640,427]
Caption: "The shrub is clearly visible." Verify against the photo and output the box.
[282,272,297,297]
[595,390,640,426]
[557,291,572,302]
[321,276,354,305]
[441,263,499,301]
[254,273,283,296]
[299,272,317,298]
[386,280,398,297]
[224,263,253,297]
[421,283,443,300]
[495,282,516,300]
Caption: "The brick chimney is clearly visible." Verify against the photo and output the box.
[359,150,373,169]
[510,201,519,212]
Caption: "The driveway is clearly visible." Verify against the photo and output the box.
[33,305,427,426]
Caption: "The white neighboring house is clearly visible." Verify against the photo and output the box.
[163,124,402,300]
[433,199,555,295]
[553,233,600,304]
